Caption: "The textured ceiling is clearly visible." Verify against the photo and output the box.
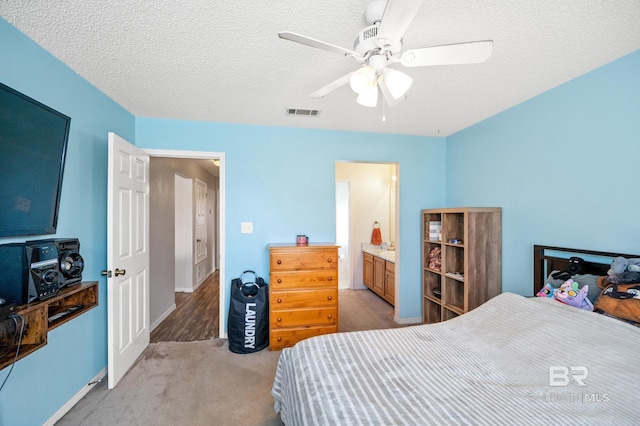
[2,0,639,137]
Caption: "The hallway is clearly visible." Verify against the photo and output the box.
[150,270,219,342]
[150,272,402,343]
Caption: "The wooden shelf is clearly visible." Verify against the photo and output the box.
[421,208,502,324]
[0,281,98,371]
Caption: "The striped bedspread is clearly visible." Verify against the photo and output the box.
[272,292,640,425]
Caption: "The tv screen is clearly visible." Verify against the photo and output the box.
[0,82,71,237]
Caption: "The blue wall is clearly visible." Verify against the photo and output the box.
[0,17,444,424]
[0,18,135,425]
[446,49,640,295]
[135,120,446,322]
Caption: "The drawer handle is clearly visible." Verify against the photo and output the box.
[277,337,282,342]
[327,276,332,281]
[277,317,282,322]
[327,296,332,301]
[277,298,282,303]
[327,314,332,319]
[277,278,282,283]
[327,258,332,263]
[277,260,282,265]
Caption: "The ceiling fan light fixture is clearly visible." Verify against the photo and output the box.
[357,84,378,107]
[349,66,376,95]
[383,68,413,99]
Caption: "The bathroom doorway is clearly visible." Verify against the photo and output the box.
[335,161,399,319]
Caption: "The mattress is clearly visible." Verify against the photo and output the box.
[272,292,640,425]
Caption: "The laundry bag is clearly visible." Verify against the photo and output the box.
[227,270,269,353]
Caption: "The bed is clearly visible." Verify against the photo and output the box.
[271,246,640,425]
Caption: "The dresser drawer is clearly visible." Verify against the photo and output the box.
[271,288,337,309]
[270,248,338,271]
[270,307,337,329]
[270,326,337,351]
[270,270,337,290]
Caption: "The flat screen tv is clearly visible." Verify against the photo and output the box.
[0,82,71,237]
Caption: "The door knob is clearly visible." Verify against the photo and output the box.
[101,270,112,278]
[114,268,126,277]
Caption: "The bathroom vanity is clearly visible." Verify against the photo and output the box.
[362,245,395,306]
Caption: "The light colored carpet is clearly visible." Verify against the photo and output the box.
[57,289,403,425]
[57,339,283,426]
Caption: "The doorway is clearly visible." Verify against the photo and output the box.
[335,161,399,319]
[145,149,226,340]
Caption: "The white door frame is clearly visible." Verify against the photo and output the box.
[145,149,226,338]
[335,180,351,289]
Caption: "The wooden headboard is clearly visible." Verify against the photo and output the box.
[533,245,639,296]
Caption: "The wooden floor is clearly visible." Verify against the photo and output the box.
[150,272,400,342]
[150,270,220,343]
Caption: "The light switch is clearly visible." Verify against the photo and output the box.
[241,222,253,234]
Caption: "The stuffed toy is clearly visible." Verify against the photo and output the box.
[608,271,640,284]
[536,279,593,311]
[594,276,640,326]
[536,283,555,298]
[554,280,593,310]
[608,256,640,275]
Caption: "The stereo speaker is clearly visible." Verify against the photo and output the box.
[25,243,61,300]
[27,238,84,287]
[0,243,41,305]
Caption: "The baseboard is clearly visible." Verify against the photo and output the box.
[43,367,107,426]
[395,316,421,325]
[151,303,176,331]
[191,279,202,292]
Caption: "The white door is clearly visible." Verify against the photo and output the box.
[107,132,150,389]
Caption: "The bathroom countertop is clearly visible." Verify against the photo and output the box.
[361,243,395,263]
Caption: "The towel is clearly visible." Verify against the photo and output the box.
[371,222,382,245]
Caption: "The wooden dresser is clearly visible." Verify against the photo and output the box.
[268,243,339,350]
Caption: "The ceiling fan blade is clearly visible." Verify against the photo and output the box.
[376,0,423,46]
[278,31,360,59]
[401,40,494,67]
[310,72,354,98]
[378,76,407,107]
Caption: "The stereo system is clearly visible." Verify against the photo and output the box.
[0,238,83,306]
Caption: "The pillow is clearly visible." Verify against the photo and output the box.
[545,272,602,305]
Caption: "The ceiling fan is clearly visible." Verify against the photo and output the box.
[278,0,493,108]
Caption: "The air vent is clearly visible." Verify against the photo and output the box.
[286,108,320,117]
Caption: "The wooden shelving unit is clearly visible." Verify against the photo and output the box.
[421,208,501,324]
[0,281,98,370]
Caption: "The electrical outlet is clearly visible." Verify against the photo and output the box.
[241,222,253,234]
